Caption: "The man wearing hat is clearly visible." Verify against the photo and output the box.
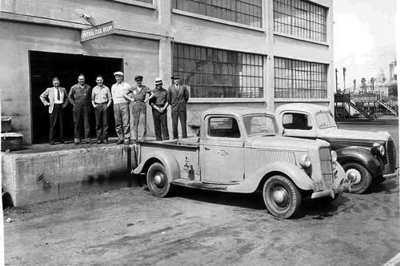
[111,71,131,144]
[149,77,169,141]
[39,77,69,145]
[68,74,92,144]
[128,75,152,142]
[168,74,189,139]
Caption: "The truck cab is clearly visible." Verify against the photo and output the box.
[275,103,397,194]
[133,107,350,219]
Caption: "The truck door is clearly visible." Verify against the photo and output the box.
[201,116,244,184]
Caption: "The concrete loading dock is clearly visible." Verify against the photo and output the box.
[2,143,137,207]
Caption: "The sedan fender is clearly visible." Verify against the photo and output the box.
[232,162,314,193]
[133,150,181,182]
[336,146,383,176]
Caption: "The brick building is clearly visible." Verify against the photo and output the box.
[0,0,334,144]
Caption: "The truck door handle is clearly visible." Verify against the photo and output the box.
[204,147,210,150]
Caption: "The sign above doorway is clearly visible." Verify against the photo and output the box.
[80,21,114,42]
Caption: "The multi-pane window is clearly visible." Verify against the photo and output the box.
[274,57,327,98]
[172,0,262,28]
[173,43,264,98]
[273,0,327,42]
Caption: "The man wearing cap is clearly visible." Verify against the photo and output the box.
[39,77,69,145]
[68,74,92,144]
[149,77,169,141]
[92,75,112,144]
[111,71,131,144]
[128,75,151,142]
[168,74,189,139]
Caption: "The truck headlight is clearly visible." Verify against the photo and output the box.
[372,143,385,156]
[299,154,312,168]
[331,151,337,163]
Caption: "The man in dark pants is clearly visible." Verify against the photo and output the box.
[128,75,151,142]
[168,74,189,139]
[92,75,112,144]
[39,77,69,145]
[68,74,92,145]
[149,77,169,141]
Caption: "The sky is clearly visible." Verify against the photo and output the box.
[333,0,397,90]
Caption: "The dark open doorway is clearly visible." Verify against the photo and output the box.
[30,51,123,144]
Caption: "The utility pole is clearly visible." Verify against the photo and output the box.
[342,67,346,93]
[335,68,338,92]
[353,79,356,93]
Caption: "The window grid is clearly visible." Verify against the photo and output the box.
[173,43,264,98]
[273,0,327,42]
[274,57,327,98]
[172,0,262,28]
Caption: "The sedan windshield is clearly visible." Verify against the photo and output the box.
[243,114,278,136]
[315,111,337,129]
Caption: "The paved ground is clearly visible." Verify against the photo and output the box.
[3,122,399,265]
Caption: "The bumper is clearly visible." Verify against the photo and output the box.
[383,169,398,179]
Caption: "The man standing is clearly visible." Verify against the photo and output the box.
[128,75,151,142]
[149,77,169,141]
[39,77,69,145]
[68,74,92,145]
[92,75,112,144]
[168,74,189,139]
[111,71,131,145]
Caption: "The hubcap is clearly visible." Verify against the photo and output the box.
[154,172,165,188]
[272,187,289,207]
[346,169,362,185]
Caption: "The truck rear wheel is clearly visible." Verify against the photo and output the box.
[263,175,301,219]
[147,163,172,198]
[343,162,372,194]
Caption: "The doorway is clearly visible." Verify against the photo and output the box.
[30,51,123,144]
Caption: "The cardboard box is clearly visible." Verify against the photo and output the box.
[1,132,23,151]
[1,116,11,132]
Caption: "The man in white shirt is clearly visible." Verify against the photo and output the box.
[92,75,112,144]
[111,71,131,145]
[39,77,69,145]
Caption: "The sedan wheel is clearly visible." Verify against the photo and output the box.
[343,163,372,194]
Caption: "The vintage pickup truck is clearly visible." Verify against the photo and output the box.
[275,103,397,194]
[133,108,350,219]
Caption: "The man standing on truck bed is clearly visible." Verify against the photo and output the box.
[149,77,169,141]
[68,74,92,145]
[111,71,131,145]
[168,74,189,139]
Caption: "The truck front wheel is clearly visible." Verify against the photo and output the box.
[263,175,301,219]
[147,163,172,198]
[343,162,372,194]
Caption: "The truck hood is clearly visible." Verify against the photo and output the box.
[248,135,329,150]
[320,128,390,144]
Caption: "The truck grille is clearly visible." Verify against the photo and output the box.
[320,147,333,188]
[386,138,397,173]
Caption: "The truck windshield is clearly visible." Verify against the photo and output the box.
[243,114,278,136]
[315,111,337,129]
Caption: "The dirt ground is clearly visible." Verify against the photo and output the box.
[3,174,399,266]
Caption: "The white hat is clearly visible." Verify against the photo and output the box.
[155,77,163,85]
[114,71,124,76]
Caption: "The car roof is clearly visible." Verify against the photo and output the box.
[276,103,330,114]
[202,107,274,118]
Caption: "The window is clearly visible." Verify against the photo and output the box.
[173,43,264,98]
[282,113,312,130]
[243,115,278,135]
[274,57,327,98]
[208,117,241,138]
[172,0,262,28]
[315,111,336,129]
[273,0,327,42]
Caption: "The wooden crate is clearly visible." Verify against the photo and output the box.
[1,132,23,151]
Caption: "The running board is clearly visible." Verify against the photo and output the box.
[171,179,229,191]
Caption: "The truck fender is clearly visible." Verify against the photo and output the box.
[133,150,181,182]
[336,146,382,176]
[247,162,314,192]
